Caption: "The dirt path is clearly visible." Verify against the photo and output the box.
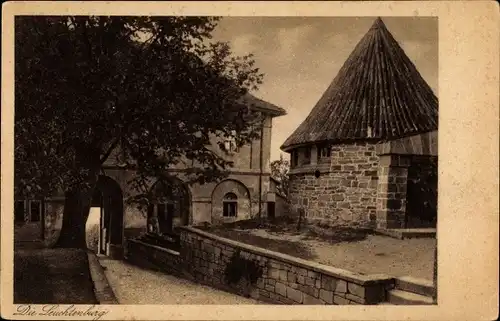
[14,248,98,304]
[99,258,260,304]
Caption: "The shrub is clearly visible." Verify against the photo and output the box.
[224,250,263,286]
[86,223,100,252]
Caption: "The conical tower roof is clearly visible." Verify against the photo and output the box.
[281,17,438,151]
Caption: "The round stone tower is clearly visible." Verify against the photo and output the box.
[280,17,438,228]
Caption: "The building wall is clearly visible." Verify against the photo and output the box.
[21,115,276,247]
[288,142,379,227]
[100,116,275,231]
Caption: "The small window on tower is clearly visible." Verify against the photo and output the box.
[317,143,331,162]
[302,147,311,165]
[292,149,299,167]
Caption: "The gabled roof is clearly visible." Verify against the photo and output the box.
[281,17,438,151]
[238,93,287,117]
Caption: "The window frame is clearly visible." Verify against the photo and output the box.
[29,200,41,222]
[317,143,331,162]
[222,193,238,217]
[223,130,239,154]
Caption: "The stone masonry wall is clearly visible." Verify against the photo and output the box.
[126,227,394,305]
[126,239,184,276]
[288,142,379,227]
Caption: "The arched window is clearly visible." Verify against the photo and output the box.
[223,192,238,217]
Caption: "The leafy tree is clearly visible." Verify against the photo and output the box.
[270,154,290,197]
[15,16,265,248]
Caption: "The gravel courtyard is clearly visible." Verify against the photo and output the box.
[206,223,436,281]
[99,258,260,304]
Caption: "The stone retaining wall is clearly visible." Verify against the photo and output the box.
[126,239,183,277]
[126,226,394,305]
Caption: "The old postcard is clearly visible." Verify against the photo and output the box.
[1,1,498,320]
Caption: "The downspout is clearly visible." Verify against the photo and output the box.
[258,116,264,223]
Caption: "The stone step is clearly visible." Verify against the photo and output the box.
[387,289,434,305]
[395,276,435,297]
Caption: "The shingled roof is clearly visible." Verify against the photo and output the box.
[238,93,287,117]
[281,17,438,151]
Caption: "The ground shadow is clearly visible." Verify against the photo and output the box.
[14,249,98,304]
[205,228,317,261]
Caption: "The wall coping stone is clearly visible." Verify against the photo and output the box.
[128,239,180,256]
[87,251,119,304]
[180,226,394,286]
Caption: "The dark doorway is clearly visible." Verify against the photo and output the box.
[15,201,25,223]
[149,178,191,235]
[267,202,276,221]
[405,156,438,228]
[30,201,41,222]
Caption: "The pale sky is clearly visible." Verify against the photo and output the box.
[212,17,438,161]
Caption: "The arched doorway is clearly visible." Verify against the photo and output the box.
[87,175,124,259]
[148,177,191,235]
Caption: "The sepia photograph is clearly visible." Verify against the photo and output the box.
[1,1,498,321]
[13,14,438,306]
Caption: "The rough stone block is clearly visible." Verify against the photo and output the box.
[333,295,350,305]
[303,294,324,305]
[275,282,287,297]
[297,275,305,285]
[268,268,279,280]
[345,293,365,304]
[335,280,347,293]
[286,287,303,303]
[265,284,275,292]
[259,289,270,298]
[279,270,288,282]
[347,282,365,298]
[305,277,315,286]
[319,289,333,304]
[287,271,297,283]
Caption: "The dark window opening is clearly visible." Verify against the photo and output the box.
[317,144,331,161]
[267,202,276,221]
[291,150,299,168]
[223,193,238,217]
[15,201,25,223]
[30,201,41,222]
[302,147,311,165]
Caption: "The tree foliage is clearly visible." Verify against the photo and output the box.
[15,16,265,246]
[270,154,290,197]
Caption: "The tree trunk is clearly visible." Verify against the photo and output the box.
[53,188,94,248]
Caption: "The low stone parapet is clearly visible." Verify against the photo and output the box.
[126,227,394,305]
[179,227,393,305]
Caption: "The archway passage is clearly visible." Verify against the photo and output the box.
[148,178,191,235]
[88,175,124,258]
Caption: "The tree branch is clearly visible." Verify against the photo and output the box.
[99,137,120,164]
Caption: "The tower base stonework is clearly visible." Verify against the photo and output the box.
[376,155,410,229]
[288,142,379,227]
